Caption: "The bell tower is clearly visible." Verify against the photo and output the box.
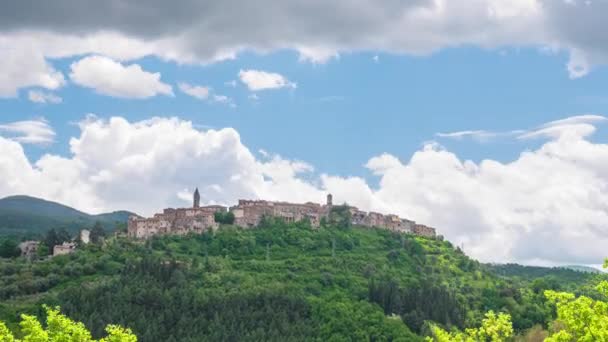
[193,188,200,208]
[326,193,333,207]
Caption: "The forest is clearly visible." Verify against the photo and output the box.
[0,217,606,341]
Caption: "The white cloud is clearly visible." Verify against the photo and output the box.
[3,115,608,266]
[238,69,296,91]
[436,130,502,141]
[437,115,607,142]
[2,0,608,95]
[178,82,234,106]
[536,114,607,128]
[178,83,210,100]
[27,90,62,104]
[212,94,236,107]
[0,116,321,215]
[0,119,55,145]
[69,55,173,98]
[0,47,65,98]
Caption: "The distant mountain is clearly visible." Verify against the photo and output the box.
[562,265,604,274]
[0,195,137,236]
[485,263,596,286]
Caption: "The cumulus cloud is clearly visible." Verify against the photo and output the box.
[2,115,608,265]
[27,90,62,104]
[0,116,324,215]
[0,46,65,97]
[238,69,296,91]
[0,119,55,145]
[69,56,173,98]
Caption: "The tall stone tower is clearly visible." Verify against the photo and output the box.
[327,193,333,206]
[193,188,200,208]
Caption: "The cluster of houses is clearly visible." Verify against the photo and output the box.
[14,190,439,260]
[128,191,437,240]
[18,229,90,259]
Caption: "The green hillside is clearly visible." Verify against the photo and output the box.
[0,195,135,236]
[0,219,604,341]
[486,263,596,285]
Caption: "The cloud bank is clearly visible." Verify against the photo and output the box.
[0,0,607,96]
[1,115,608,266]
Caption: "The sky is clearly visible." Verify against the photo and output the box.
[2,0,608,266]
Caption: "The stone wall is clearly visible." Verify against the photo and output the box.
[412,224,437,238]
[53,242,76,256]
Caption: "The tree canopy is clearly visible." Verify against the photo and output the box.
[0,305,136,341]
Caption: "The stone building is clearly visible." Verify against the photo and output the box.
[53,242,76,256]
[19,241,39,259]
[128,189,224,239]
[80,229,90,244]
[412,224,436,238]
[231,199,326,228]
[128,189,437,239]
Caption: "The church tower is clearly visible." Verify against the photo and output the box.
[193,188,200,208]
[326,193,333,207]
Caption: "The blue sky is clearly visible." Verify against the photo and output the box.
[5,47,608,180]
[4,0,608,265]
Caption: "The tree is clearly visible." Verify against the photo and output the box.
[224,211,235,225]
[44,228,72,255]
[37,242,50,257]
[0,239,20,258]
[0,305,136,341]
[426,311,513,342]
[328,205,352,229]
[44,229,58,253]
[542,259,608,341]
[91,221,106,244]
[214,211,235,225]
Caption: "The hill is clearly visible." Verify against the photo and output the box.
[486,263,597,281]
[562,265,603,274]
[1,219,605,341]
[0,195,135,236]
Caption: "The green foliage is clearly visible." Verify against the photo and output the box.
[543,281,608,341]
[0,240,20,259]
[487,264,594,289]
[90,222,106,244]
[0,221,606,341]
[327,205,352,229]
[213,211,235,225]
[369,279,466,333]
[427,310,514,342]
[0,305,136,341]
[43,229,71,255]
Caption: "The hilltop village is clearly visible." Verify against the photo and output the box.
[128,190,437,239]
